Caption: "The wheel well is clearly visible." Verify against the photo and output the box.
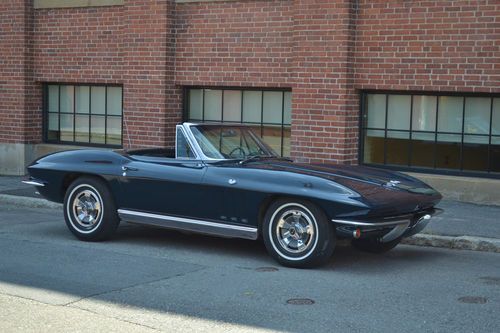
[61,173,108,199]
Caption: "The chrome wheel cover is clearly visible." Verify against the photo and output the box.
[67,185,103,233]
[275,208,315,254]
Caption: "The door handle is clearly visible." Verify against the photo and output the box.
[122,166,139,172]
[122,165,138,176]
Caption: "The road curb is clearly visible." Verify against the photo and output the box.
[0,194,62,209]
[402,233,500,253]
[1,194,499,254]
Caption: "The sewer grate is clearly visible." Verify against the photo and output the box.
[286,298,315,305]
[255,267,279,272]
[458,296,488,304]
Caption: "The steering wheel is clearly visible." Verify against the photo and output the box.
[228,147,247,158]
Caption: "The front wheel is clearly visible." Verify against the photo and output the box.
[263,199,335,268]
[63,176,119,241]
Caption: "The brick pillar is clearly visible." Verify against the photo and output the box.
[291,0,358,164]
[123,0,180,149]
[0,0,38,175]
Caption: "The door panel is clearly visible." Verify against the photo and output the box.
[118,156,207,217]
[202,165,271,228]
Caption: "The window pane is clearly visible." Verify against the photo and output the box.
[436,135,460,169]
[204,89,222,121]
[387,130,409,139]
[48,85,59,112]
[263,91,283,124]
[189,89,203,120]
[91,86,105,115]
[438,96,463,133]
[283,127,291,157]
[464,135,488,144]
[490,144,500,173]
[411,139,434,168]
[107,87,122,116]
[438,133,461,143]
[463,142,488,171]
[60,85,74,114]
[47,113,59,141]
[366,94,386,128]
[387,95,410,130]
[223,90,241,122]
[90,115,105,144]
[176,128,195,158]
[386,131,409,165]
[242,91,262,123]
[283,92,292,125]
[464,97,490,135]
[262,126,281,155]
[60,114,74,141]
[492,98,500,135]
[412,95,436,132]
[412,132,435,141]
[75,86,90,114]
[106,116,121,145]
[363,129,384,164]
[75,115,89,143]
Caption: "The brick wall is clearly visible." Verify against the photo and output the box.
[355,0,500,93]
[0,0,37,144]
[291,0,359,163]
[175,0,293,88]
[33,1,179,149]
[1,0,498,168]
[123,0,179,148]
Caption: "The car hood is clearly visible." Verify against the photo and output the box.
[242,160,440,197]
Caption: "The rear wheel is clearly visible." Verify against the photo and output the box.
[263,199,335,268]
[63,176,119,241]
[351,236,402,254]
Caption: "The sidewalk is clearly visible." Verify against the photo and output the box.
[1,175,499,252]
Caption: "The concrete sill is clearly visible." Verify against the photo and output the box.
[34,0,124,9]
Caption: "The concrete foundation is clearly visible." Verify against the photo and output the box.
[407,172,500,206]
[0,143,88,176]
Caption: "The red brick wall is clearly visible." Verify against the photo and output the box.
[34,6,125,84]
[33,1,179,149]
[123,0,179,148]
[291,0,358,164]
[175,0,293,87]
[2,0,498,165]
[0,0,38,143]
[355,0,500,93]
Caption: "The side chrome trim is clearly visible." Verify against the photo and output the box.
[332,208,442,228]
[117,209,258,240]
[331,218,410,227]
[22,180,45,187]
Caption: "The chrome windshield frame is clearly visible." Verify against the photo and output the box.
[182,122,277,162]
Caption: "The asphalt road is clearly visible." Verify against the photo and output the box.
[0,204,499,333]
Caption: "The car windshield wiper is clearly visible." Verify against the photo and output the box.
[239,155,292,165]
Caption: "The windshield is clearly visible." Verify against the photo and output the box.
[190,125,278,159]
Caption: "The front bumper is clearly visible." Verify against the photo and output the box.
[333,208,443,243]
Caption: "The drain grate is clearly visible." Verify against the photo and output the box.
[255,267,279,272]
[286,298,315,305]
[458,296,488,304]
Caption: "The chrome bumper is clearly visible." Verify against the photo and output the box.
[22,178,46,187]
[332,208,443,243]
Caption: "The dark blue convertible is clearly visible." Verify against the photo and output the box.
[24,123,442,267]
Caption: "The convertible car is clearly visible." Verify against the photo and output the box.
[24,123,442,268]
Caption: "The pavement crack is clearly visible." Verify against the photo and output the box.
[63,266,206,307]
